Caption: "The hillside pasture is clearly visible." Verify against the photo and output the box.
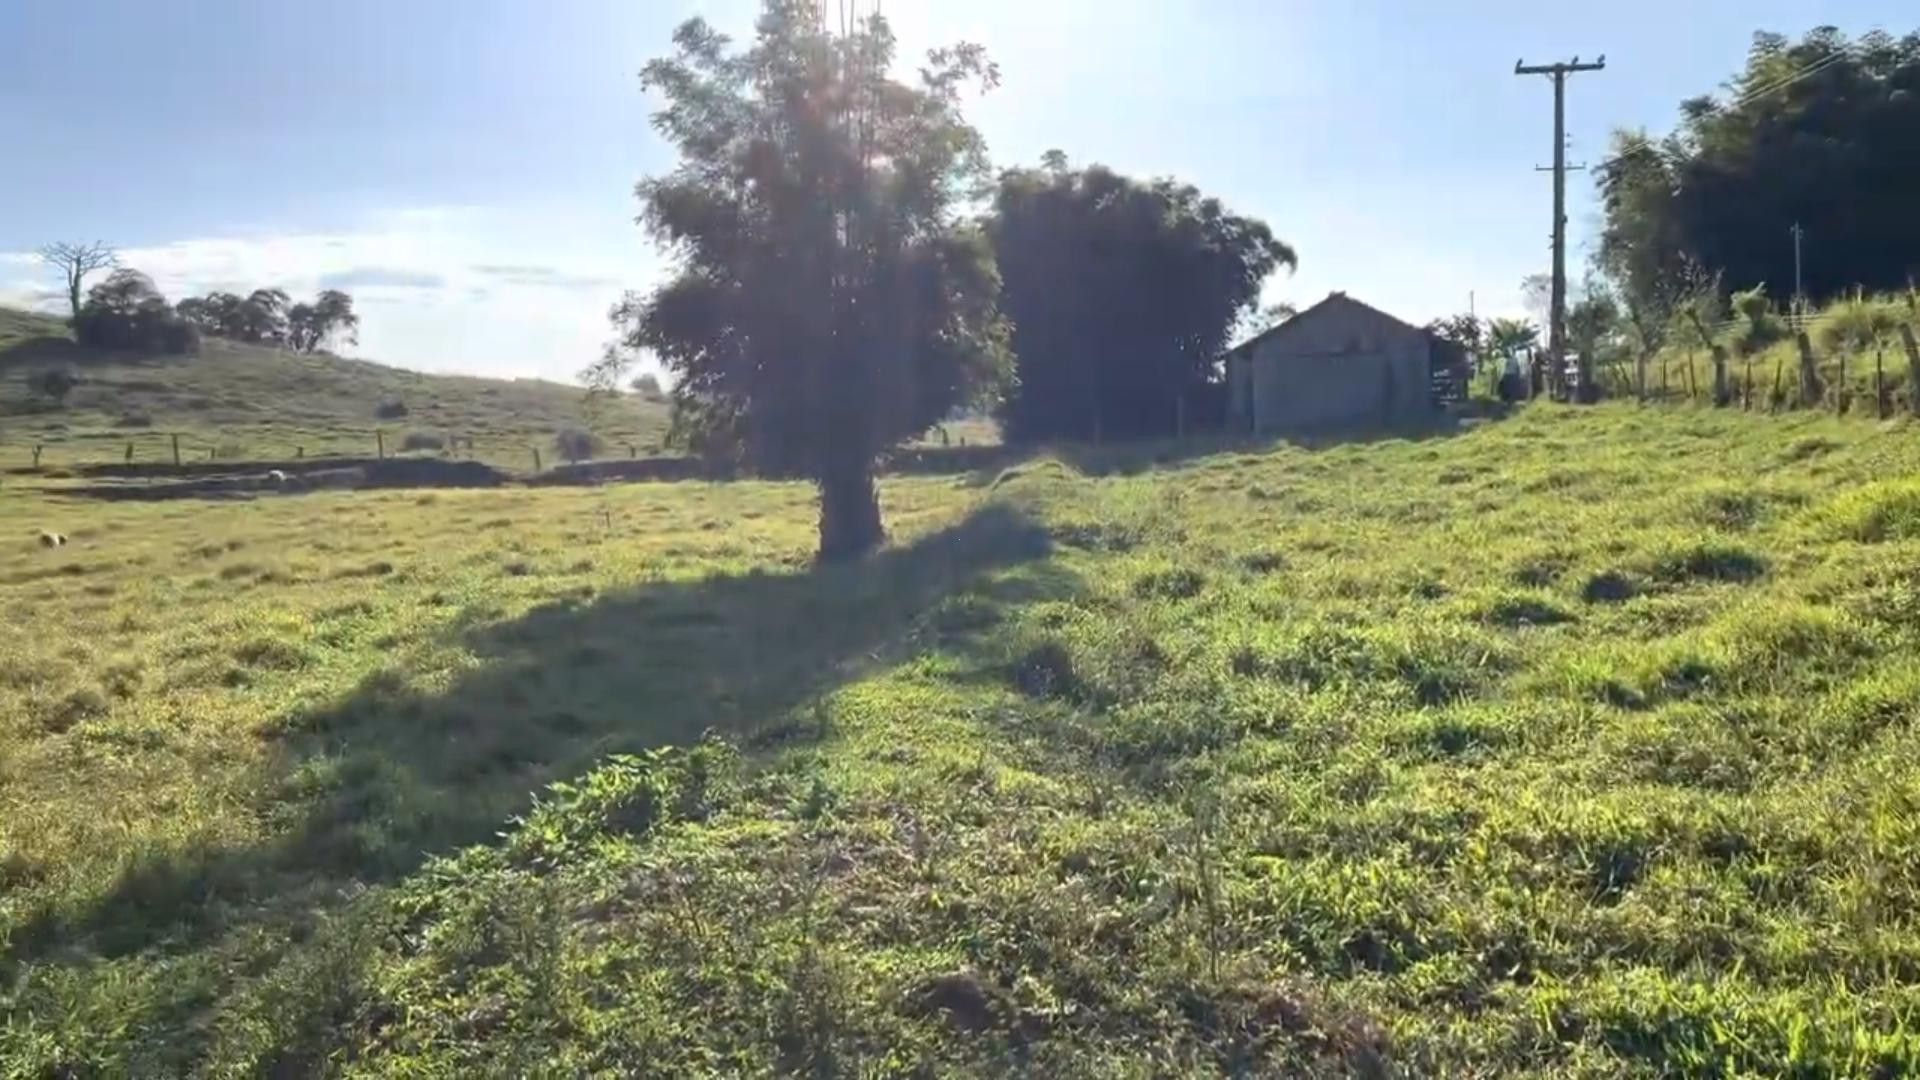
[0,308,670,470]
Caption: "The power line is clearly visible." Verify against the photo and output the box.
[1592,44,1857,176]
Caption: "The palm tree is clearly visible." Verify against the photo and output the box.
[1488,317,1539,365]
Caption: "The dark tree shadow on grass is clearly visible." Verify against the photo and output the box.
[7,500,1054,964]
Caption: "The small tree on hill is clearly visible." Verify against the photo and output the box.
[629,372,666,402]
[554,426,601,463]
[590,1,1011,561]
[73,269,198,354]
[288,290,360,353]
[37,241,117,322]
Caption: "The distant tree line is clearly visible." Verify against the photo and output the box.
[52,267,359,361]
[175,287,359,352]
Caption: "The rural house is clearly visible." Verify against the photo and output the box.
[1225,292,1468,432]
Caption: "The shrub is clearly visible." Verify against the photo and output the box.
[375,400,410,420]
[400,431,446,454]
[554,427,601,463]
[629,373,668,403]
[1819,294,1904,355]
[27,368,78,404]
[1727,284,1788,356]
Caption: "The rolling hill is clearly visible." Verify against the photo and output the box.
[0,307,670,470]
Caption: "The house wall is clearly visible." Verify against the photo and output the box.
[1243,299,1433,432]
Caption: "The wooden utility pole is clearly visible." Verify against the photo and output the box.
[1516,56,1605,400]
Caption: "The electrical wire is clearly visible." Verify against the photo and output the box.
[1592,44,1857,175]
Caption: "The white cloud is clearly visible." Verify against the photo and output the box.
[1,206,664,384]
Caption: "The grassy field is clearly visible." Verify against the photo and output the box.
[8,402,1920,1074]
[0,308,671,470]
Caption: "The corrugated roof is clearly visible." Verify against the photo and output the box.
[1223,292,1435,357]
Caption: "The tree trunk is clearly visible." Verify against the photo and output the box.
[1797,332,1821,407]
[817,452,884,562]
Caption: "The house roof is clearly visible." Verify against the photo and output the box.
[1223,291,1436,358]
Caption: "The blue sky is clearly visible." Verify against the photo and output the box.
[0,1,1904,381]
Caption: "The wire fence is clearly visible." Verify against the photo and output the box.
[0,428,671,475]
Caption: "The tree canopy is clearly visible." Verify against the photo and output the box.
[593,0,1010,560]
[287,290,360,353]
[986,157,1295,443]
[72,269,199,355]
[176,287,357,352]
[1598,27,1920,314]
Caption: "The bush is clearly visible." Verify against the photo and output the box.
[1820,295,1905,355]
[375,400,410,420]
[630,373,668,403]
[1727,285,1788,356]
[400,431,446,453]
[554,427,601,463]
[27,368,78,404]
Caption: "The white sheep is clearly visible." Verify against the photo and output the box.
[266,469,289,485]
[38,531,67,548]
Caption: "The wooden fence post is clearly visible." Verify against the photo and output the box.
[125,442,134,464]
[1711,346,1730,407]
[171,433,181,466]
[1797,332,1821,407]
[376,431,385,459]
[1685,350,1699,401]
[1837,350,1849,415]
[532,447,542,472]
[1743,357,1753,410]
[1876,345,1887,418]
[32,444,42,468]
[296,445,304,459]
[1771,357,1785,413]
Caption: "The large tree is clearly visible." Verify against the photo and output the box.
[592,1,1010,560]
[37,241,117,322]
[986,157,1295,443]
[1599,27,1920,312]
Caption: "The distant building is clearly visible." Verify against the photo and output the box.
[1224,292,1468,433]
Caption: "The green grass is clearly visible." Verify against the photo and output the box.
[0,307,670,470]
[9,403,1920,1074]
